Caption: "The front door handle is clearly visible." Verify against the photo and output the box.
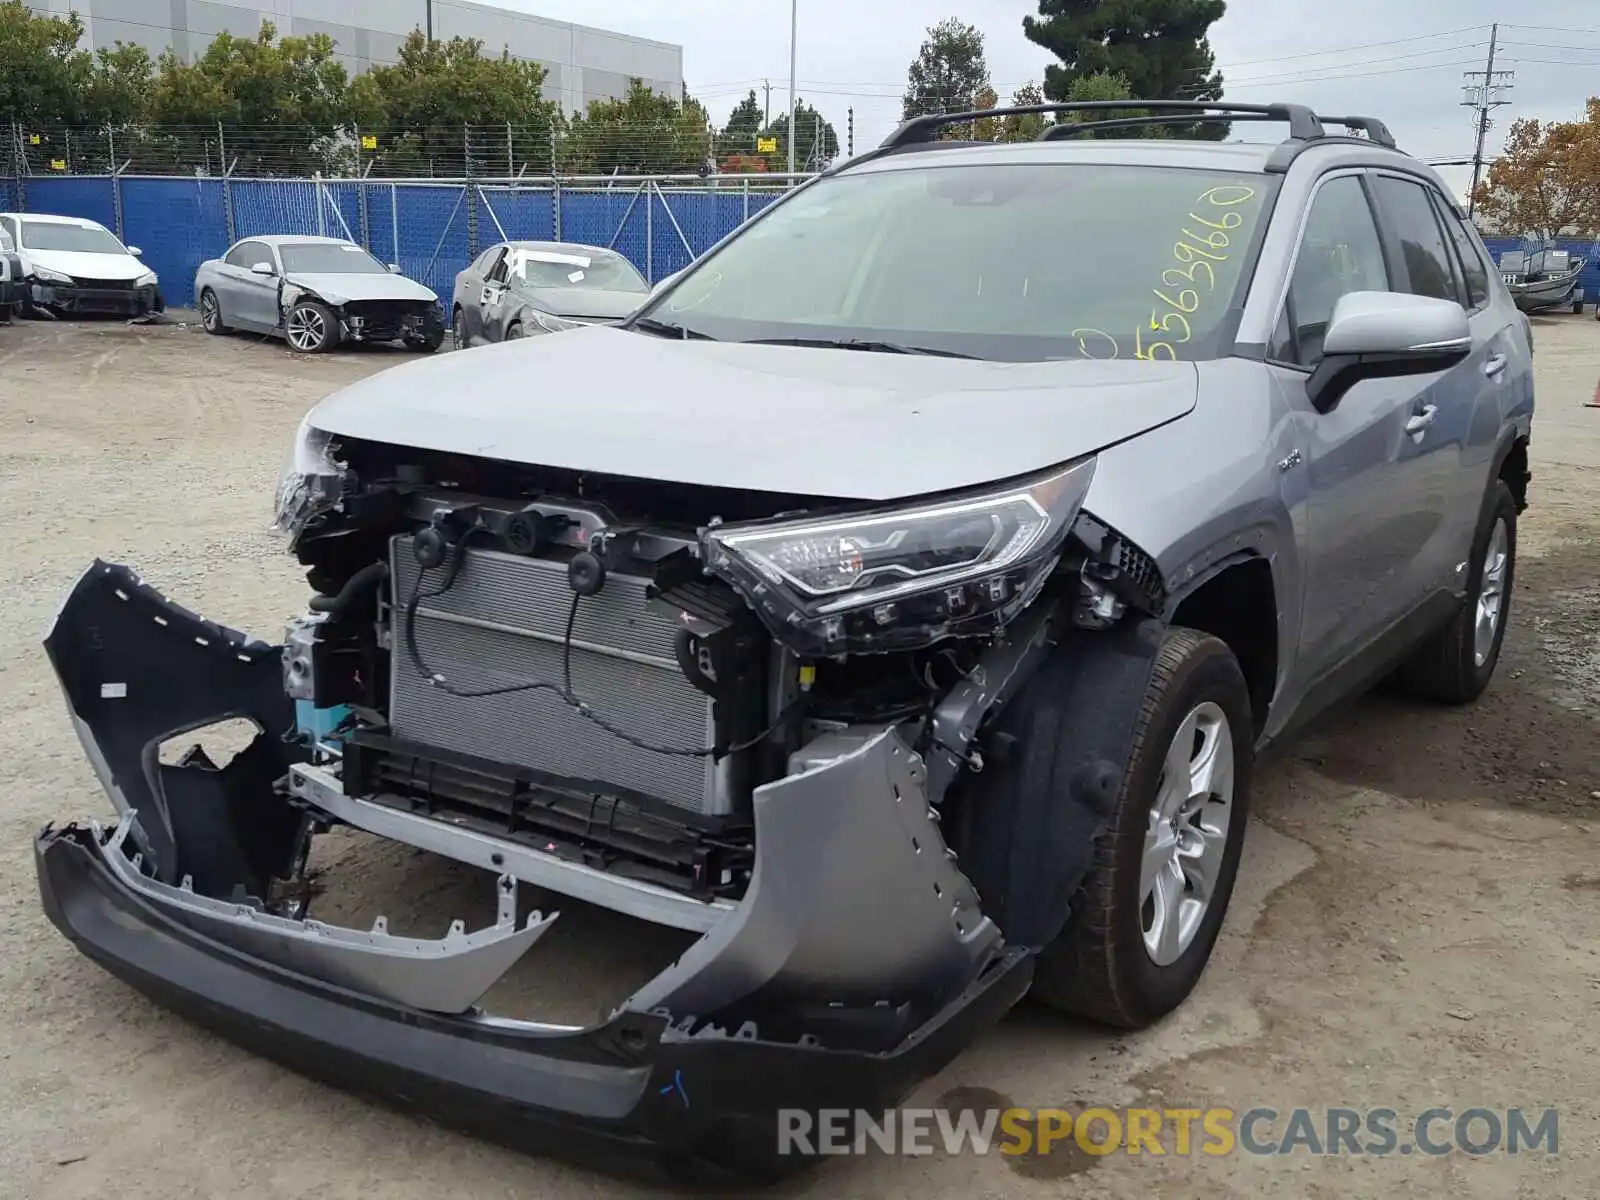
[1405,404,1438,438]
[1483,353,1508,377]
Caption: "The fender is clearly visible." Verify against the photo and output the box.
[956,615,1165,949]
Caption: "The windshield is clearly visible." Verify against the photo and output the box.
[279,243,390,275]
[21,221,126,254]
[647,162,1276,362]
[510,248,648,293]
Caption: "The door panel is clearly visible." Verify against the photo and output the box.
[469,247,508,341]
[1270,172,1440,687]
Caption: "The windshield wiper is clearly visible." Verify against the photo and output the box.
[630,316,717,340]
[742,336,980,359]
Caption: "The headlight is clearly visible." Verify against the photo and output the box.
[133,270,158,288]
[272,417,347,541]
[702,457,1097,655]
[32,266,72,284]
[531,310,584,333]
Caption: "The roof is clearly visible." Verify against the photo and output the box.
[244,234,358,247]
[845,138,1292,176]
[499,239,625,255]
[0,212,110,227]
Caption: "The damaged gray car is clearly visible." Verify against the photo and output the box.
[37,100,1534,1180]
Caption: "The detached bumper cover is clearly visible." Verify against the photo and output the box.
[36,561,1033,1175]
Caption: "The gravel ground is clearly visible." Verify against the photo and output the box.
[1,312,1597,1199]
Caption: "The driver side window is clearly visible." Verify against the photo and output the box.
[1272,175,1391,367]
[486,249,510,285]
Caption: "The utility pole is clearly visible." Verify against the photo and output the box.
[787,0,798,175]
[847,107,854,158]
[763,80,771,128]
[1462,23,1513,218]
[425,0,434,42]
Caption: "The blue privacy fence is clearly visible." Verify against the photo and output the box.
[3,174,795,308]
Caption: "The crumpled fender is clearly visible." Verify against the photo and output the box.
[43,561,308,897]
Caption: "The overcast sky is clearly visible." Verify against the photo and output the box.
[501,0,1600,197]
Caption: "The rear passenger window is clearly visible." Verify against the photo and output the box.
[1434,196,1492,309]
[1371,176,1462,304]
[1276,175,1390,365]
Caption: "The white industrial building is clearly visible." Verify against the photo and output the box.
[25,0,683,114]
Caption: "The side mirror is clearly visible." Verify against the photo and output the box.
[388,263,402,274]
[127,245,143,257]
[250,261,275,276]
[1307,291,1472,414]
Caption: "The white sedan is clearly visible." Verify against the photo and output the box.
[0,212,162,318]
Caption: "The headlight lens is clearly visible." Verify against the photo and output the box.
[531,310,584,333]
[133,270,158,288]
[702,457,1097,655]
[32,266,72,284]
[272,417,346,541]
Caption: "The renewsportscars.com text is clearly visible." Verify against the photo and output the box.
[776,1106,1559,1158]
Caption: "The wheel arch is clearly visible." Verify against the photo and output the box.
[1493,433,1530,514]
[1166,553,1279,739]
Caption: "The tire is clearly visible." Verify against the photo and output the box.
[452,305,469,349]
[199,288,228,335]
[285,299,338,354]
[1392,479,1517,704]
[1029,628,1254,1028]
[504,321,524,341]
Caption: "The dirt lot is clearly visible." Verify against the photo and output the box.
[0,312,1596,1199]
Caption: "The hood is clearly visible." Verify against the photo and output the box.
[25,248,146,281]
[521,286,648,322]
[287,272,437,305]
[307,327,1198,500]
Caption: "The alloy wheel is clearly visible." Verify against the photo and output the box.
[200,292,217,331]
[287,305,326,352]
[1140,701,1235,967]
[1474,517,1510,667]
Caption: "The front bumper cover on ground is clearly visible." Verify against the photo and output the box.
[35,561,1033,1178]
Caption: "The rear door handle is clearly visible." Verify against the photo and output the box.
[1483,353,1508,377]
[1405,404,1437,437]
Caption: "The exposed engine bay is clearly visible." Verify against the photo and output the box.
[278,433,1168,910]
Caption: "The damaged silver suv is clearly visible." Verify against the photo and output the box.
[37,100,1534,1180]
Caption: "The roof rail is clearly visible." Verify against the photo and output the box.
[881,101,1326,149]
[878,100,1400,153]
[1038,111,1287,140]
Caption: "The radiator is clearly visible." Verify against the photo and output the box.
[388,536,723,814]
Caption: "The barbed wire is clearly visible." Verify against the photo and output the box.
[4,120,845,181]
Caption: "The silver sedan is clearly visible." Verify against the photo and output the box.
[450,241,651,347]
[195,235,444,354]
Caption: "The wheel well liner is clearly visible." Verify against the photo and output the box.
[1169,555,1278,738]
[955,616,1165,949]
[1495,436,1530,513]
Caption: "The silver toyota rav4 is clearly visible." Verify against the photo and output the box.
[36,101,1534,1180]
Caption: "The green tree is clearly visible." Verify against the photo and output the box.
[83,43,156,128]
[348,30,561,175]
[1023,0,1228,140]
[0,0,93,128]
[718,89,765,156]
[762,99,839,170]
[999,81,1049,142]
[1053,70,1167,139]
[902,18,991,121]
[148,21,353,172]
[561,78,711,175]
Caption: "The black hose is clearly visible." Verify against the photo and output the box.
[308,560,389,615]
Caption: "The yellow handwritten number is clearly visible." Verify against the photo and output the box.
[1072,327,1119,360]
[1150,310,1192,344]
[1153,286,1200,313]
[1188,209,1243,231]
[1196,184,1257,207]
[1133,327,1177,360]
[1162,260,1216,291]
